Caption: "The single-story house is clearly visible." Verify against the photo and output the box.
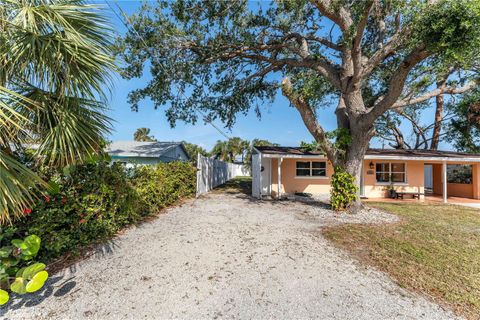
[105,141,189,166]
[251,146,480,203]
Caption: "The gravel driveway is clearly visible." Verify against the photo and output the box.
[1,192,458,320]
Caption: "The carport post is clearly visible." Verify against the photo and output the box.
[442,161,447,203]
[277,157,283,199]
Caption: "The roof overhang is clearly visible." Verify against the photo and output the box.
[254,148,480,163]
[260,153,327,159]
[363,155,480,163]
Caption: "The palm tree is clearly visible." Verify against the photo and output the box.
[210,138,249,163]
[0,0,115,222]
[226,137,249,162]
[210,140,229,161]
[133,128,156,142]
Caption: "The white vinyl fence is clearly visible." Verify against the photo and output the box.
[196,154,250,196]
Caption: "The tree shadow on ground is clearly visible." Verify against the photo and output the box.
[0,239,118,316]
[0,275,76,316]
[212,176,332,210]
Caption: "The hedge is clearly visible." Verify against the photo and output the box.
[0,161,196,262]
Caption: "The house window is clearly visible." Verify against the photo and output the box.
[375,162,406,183]
[296,161,326,177]
[447,164,472,184]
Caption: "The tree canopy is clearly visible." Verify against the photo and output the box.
[118,0,480,209]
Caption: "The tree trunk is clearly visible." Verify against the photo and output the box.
[330,109,374,213]
[431,80,446,150]
[340,128,372,213]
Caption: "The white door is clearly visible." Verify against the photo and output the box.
[261,158,271,195]
[424,164,433,193]
[360,164,365,197]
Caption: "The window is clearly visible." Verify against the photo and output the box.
[296,161,326,177]
[447,164,472,184]
[375,162,406,183]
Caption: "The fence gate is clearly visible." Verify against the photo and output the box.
[196,154,249,196]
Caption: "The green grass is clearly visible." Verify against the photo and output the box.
[212,176,252,195]
[323,202,480,319]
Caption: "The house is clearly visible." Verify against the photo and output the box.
[105,141,189,166]
[251,146,480,203]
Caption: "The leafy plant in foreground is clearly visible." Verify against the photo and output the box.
[0,234,48,305]
[330,166,358,212]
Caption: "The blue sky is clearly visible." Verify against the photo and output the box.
[97,1,449,151]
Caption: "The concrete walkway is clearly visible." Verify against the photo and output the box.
[1,193,458,319]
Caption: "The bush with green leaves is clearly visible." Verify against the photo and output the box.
[0,234,48,305]
[130,162,197,214]
[330,166,358,211]
[1,161,196,265]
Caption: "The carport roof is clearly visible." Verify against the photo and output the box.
[254,146,480,161]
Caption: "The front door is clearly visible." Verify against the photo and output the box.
[424,164,433,194]
[360,163,365,197]
[261,158,271,195]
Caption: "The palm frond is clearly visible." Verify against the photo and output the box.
[0,0,115,222]
[2,0,115,100]
[28,91,113,166]
[0,150,46,224]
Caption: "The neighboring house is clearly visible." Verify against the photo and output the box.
[105,141,189,166]
[252,146,480,203]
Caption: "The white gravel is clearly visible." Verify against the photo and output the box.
[1,193,458,320]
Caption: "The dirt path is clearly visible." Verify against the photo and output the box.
[1,193,458,319]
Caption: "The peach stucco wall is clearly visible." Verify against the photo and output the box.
[448,183,473,198]
[432,163,475,198]
[362,160,425,198]
[271,158,333,196]
[267,157,480,199]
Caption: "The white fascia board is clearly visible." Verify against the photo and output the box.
[258,152,480,162]
[260,154,327,159]
[364,155,480,163]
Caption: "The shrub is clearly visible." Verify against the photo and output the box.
[330,166,358,211]
[2,161,196,263]
[130,162,197,214]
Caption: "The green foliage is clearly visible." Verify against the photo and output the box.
[210,137,250,163]
[447,90,480,153]
[3,162,143,261]
[129,162,197,214]
[411,0,480,65]
[330,166,358,211]
[0,235,48,305]
[133,128,156,142]
[2,161,196,263]
[182,141,208,164]
[0,0,116,222]
[299,141,322,152]
[300,129,351,156]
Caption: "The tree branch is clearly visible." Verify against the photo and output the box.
[311,0,353,31]
[392,80,479,109]
[281,76,337,161]
[351,1,374,86]
[199,43,342,89]
[362,30,404,77]
[366,46,430,121]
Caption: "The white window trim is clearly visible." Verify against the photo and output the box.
[374,162,408,185]
[295,160,328,179]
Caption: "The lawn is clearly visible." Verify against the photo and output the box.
[323,202,480,319]
[212,176,252,195]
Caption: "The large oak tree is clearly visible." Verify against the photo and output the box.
[118,0,480,209]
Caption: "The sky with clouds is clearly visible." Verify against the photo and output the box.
[98,0,450,151]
